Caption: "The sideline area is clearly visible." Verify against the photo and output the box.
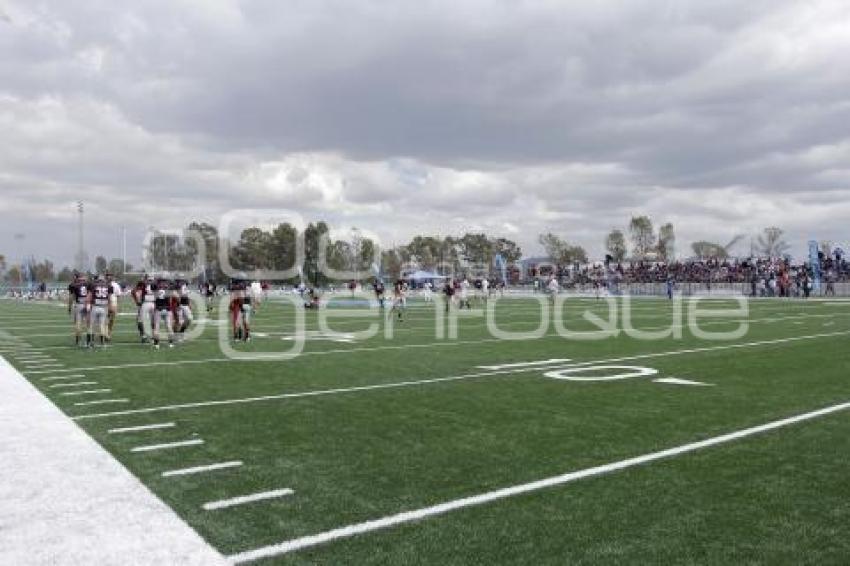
[0,355,227,565]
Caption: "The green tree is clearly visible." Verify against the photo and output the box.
[147,233,195,273]
[32,259,55,282]
[95,255,108,274]
[691,241,730,260]
[459,233,494,266]
[605,229,627,262]
[268,222,299,277]
[538,233,587,267]
[186,222,222,281]
[381,248,405,280]
[5,265,22,285]
[628,216,656,258]
[107,258,126,276]
[492,238,522,264]
[657,223,675,261]
[755,227,790,258]
[231,227,273,271]
[303,221,331,285]
[57,267,74,282]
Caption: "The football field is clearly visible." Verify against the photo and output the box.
[2,295,850,564]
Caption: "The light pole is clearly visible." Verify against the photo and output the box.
[352,227,361,284]
[76,201,85,272]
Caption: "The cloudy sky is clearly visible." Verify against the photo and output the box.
[1,0,849,267]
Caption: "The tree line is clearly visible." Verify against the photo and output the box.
[0,218,810,285]
[604,218,796,262]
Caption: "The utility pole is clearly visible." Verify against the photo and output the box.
[122,226,127,274]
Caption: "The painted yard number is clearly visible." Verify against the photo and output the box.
[479,360,710,386]
[543,365,658,382]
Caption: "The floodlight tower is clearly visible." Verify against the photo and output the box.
[76,201,85,271]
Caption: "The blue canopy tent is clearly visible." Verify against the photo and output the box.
[405,270,447,288]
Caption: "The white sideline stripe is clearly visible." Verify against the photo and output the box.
[652,377,713,387]
[228,400,850,562]
[109,422,176,434]
[0,352,227,565]
[72,330,850,421]
[74,399,129,406]
[162,461,243,477]
[50,382,98,389]
[23,363,64,369]
[41,374,86,381]
[478,358,571,370]
[202,488,294,511]
[60,389,113,397]
[131,439,204,453]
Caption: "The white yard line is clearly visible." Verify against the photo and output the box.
[72,330,850,421]
[109,422,176,434]
[60,389,113,397]
[228,400,850,562]
[478,359,571,370]
[74,399,130,407]
[652,377,713,387]
[40,373,86,381]
[50,382,98,389]
[161,461,243,477]
[0,355,227,565]
[202,488,294,511]
[130,439,204,453]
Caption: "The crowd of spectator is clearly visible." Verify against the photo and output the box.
[562,255,849,297]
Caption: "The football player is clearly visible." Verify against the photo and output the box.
[229,280,244,341]
[68,273,91,347]
[392,279,407,321]
[89,274,112,346]
[176,279,193,341]
[106,273,121,341]
[240,281,253,342]
[152,278,174,349]
[373,278,386,309]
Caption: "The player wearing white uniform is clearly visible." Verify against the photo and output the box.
[422,281,433,303]
[106,273,121,341]
[546,275,559,304]
[459,278,471,309]
[138,277,156,343]
[89,275,112,346]
[250,281,263,308]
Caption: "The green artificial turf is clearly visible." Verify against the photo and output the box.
[1,295,848,564]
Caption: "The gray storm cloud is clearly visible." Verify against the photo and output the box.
[1,0,849,266]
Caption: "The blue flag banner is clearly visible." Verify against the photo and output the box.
[494,254,507,285]
[808,240,821,291]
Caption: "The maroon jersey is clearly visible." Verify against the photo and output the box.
[91,282,112,307]
[70,282,90,304]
